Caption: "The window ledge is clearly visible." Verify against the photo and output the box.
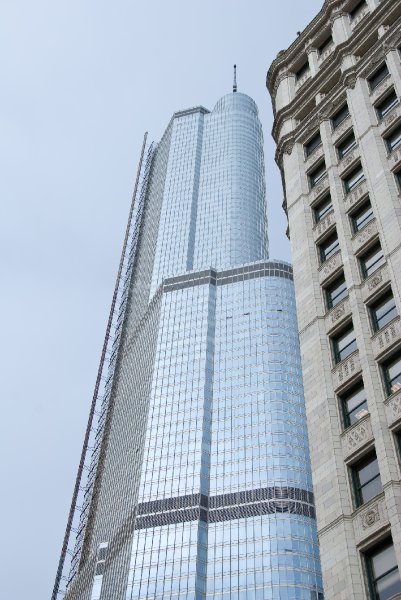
[371,316,401,360]
[332,349,361,393]
[384,389,401,430]
[326,296,351,335]
[352,219,378,257]
[341,413,373,464]
[353,492,388,548]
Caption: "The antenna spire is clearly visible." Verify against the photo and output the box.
[233,64,237,93]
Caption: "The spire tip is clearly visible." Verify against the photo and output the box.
[233,64,237,93]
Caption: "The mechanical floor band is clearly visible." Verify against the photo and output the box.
[134,486,315,530]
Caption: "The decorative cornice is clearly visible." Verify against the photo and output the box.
[272,8,401,169]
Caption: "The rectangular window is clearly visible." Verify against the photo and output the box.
[386,124,401,153]
[331,104,350,129]
[309,162,327,188]
[360,243,385,278]
[340,384,368,428]
[332,325,357,363]
[351,201,374,233]
[325,274,348,309]
[368,63,390,91]
[383,355,401,396]
[365,540,401,600]
[352,453,382,507]
[314,194,333,223]
[349,0,367,20]
[318,34,333,56]
[337,132,357,159]
[370,293,398,332]
[376,90,399,120]
[305,131,322,157]
[319,233,340,263]
[344,164,365,193]
[296,61,310,81]
[396,171,401,191]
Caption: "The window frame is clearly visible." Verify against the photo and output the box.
[375,89,399,120]
[351,452,382,508]
[305,131,322,157]
[313,194,333,224]
[325,274,348,310]
[340,384,368,429]
[309,162,327,189]
[332,325,357,364]
[386,124,401,154]
[343,164,365,193]
[337,132,357,160]
[351,200,374,234]
[370,292,398,333]
[331,104,350,130]
[360,243,385,279]
[319,232,340,264]
[318,34,333,56]
[295,61,310,82]
[365,539,401,600]
[383,354,401,397]
[368,63,390,92]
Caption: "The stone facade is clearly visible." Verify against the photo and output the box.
[268,0,401,598]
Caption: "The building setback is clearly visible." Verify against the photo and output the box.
[267,0,401,598]
[57,90,323,599]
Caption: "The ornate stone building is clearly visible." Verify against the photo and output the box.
[267,0,401,598]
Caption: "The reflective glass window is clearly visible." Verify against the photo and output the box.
[386,124,401,153]
[383,354,401,396]
[337,132,356,159]
[325,274,347,309]
[343,164,365,193]
[360,243,385,278]
[340,384,368,428]
[309,162,327,188]
[376,90,399,119]
[368,63,389,91]
[351,201,374,233]
[370,292,398,332]
[313,194,333,223]
[305,131,322,157]
[366,541,401,600]
[319,233,339,263]
[332,325,357,363]
[331,104,349,129]
[352,453,382,507]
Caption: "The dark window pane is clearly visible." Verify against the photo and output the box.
[309,163,327,188]
[350,0,367,20]
[352,202,374,233]
[318,35,333,55]
[344,164,364,192]
[368,63,389,91]
[384,356,401,396]
[342,385,368,427]
[361,245,385,278]
[332,104,349,129]
[376,90,399,119]
[370,543,401,600]
[296,62,310,81]
[314,195,333,223]
[326,275,347,309]
[371,294,398,331]
[334,327,357,363]
[338,133,356,159]
[386,125,401,153]
[319,234,339,263]
[305,132,322,157]
[353,454,382,506]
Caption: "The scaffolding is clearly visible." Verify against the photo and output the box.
[51,133,156,599]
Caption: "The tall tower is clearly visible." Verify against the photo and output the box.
[56,89,323,599]
[268,1,401,598]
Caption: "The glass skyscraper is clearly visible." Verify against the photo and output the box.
[61,91,323,600]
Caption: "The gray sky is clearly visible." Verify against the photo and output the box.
[1,1,322,598]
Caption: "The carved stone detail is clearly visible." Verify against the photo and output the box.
[361,505,380,529]
[344,416,372,458]
[344,71,357,90]
[332,351,361,391]
[338,147,360,177]
[362,265,389,303]
[313,210,334,242]
[319,251,342,286]
[305,144,325,171]
[311,177,329,203]
[386,391,401,427]
[352,220,377,255]
[370,75,392,103]
[350,7,369,30]
[332,115,352,145]
[372,318,401,358]
[344,179,368,213]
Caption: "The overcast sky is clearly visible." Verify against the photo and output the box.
[1,1,323,598]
